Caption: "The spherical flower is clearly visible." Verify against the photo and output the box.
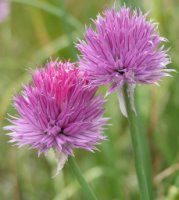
[5,60,108,171]
[0,0,10,23]
[77,6,173,116]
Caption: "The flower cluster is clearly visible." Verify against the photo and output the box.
[5,61,107,170]
[77,6,171,91]
[77,6,172,115]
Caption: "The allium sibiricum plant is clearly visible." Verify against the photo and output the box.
[3,2,175,200]
[77,4,174,200]
[77,5,173,116]
[5,61,107,172]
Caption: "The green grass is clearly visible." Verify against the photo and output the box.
[0,0,179,199]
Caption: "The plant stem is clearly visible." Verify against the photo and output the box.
[124,84,154,200]
[135,88,154,199]
[68,156,98,200]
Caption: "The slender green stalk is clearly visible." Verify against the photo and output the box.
[68,157,98,200]
[124,85,153,200]
[135,88,154,199]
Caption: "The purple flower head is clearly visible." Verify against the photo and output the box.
[77,6,173,116]
[5,60,108,172]
[0,0,10,23]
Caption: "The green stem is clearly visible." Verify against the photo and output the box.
[68,156,98,200]
[135,88,154,199]
[124,85,153,200]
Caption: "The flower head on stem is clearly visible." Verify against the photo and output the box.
[77,5,173,116]
[4,60,108,173]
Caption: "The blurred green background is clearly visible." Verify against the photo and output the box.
[0,0,179,199]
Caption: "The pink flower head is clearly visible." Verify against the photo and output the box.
[0,0,10,23]
[77,6,173,116]
[5,61,107,171]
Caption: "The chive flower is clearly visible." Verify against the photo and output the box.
[77,6,172,116]
[5,61,107,171]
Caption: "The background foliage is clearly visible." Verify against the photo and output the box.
[0,0,179,199]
